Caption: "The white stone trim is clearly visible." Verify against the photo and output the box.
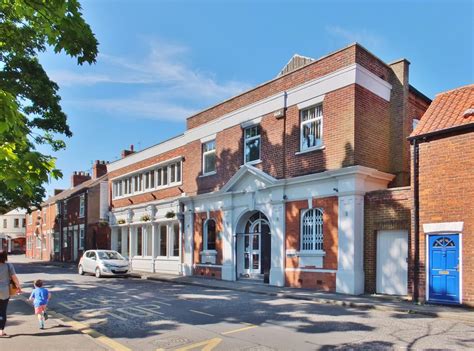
[285,268,337,273]
[200,134,216,143]
[107,63,392,172]
[241,116,262,128]
[423,222,464,234]
[194,264,223,268]
[297,95,325,109]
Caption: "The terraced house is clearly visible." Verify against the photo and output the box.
[108,43,430,295]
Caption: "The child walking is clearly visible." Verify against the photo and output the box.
[29,280,51,329]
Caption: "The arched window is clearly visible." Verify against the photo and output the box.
[203,219,216,251]
[301,208,324,251]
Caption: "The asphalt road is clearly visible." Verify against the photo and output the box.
[11,256,474,351]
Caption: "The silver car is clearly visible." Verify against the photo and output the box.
[78,250,129,278]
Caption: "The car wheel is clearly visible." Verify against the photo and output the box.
[78,265,84,275]
[95,267,102,278]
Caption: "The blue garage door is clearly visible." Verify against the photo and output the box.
[429,234,460,304]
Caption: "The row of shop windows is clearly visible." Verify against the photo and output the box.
[112,161,182,199]
[117,223,180,258]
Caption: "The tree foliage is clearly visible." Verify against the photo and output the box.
[0,0,98,210]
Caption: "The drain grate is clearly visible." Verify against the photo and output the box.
[151,335,191,348]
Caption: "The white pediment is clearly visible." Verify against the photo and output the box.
[221,165,277,193]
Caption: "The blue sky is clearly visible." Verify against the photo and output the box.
[39,0,473,194]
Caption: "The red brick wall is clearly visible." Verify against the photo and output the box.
[193,210,223,266]
[109,146,186,209]
[186,44,392,130]
[415,131,474,305]
[364,187,411,294]
[354,85,391,173]
[25,204,56,261]
[285,196,338,290]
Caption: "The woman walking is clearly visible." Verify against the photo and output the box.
[0,251,22,337]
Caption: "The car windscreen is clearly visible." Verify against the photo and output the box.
[98,251,124,260]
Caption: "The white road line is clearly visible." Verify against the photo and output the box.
[189,309,215,317]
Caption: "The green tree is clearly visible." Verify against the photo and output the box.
[0,0,98,210]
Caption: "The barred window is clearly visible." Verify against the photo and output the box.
[301,208,324,251]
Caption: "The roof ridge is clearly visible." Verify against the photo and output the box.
[434,83,474,97]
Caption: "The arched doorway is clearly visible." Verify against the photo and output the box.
[236,211,271,283]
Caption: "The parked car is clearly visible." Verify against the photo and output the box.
[78,250,129,278]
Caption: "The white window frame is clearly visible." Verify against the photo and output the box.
[203,219,217,252]
[14,218,19,228]
[28,214,32,225]
[3,219,7,228]
[79,225,85,250]
[202,140,216,175]
[111,160,183,200]
[300,104,323,152]
[244,125,261,164]
[300,208,324,252]
[79,194,85,218]
[157,224,168,258]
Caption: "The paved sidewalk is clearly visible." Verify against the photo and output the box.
[130,271,474,323]
[0,297,109,351]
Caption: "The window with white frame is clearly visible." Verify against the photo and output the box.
[244,125,261,163]
[172,223,180,257]
[79,226,85,250]
[146,226,152,256]
[202,140,216,174]
[300,208,324,251]
[203,219,216,251]
[159,225,167,256]
[134,174,143,192]
[63,228,68,248]
[22,218,26,228]
[112,160,182,199]
[36,235,41,249]
[28,214,32,225]
[53,232,60,253]
[136,227,143,256]
[3,219,6,228]
[14,218,19,228]
[42,209,46,225]
[79,194,85,217]
[300,104,323,151]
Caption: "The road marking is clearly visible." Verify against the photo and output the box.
[221,324,258,335]
[189,309,215,317]
[44,309,131,351]
[173,337,222,351]
[154,301,172,306]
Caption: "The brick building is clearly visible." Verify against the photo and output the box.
[107,43,430,295]
[0,209,26,253]
[26,161,110,261]
[409,84,474,305]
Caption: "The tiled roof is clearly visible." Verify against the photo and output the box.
[41,174,108,206]
[411,84,474,137]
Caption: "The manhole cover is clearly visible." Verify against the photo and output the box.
[151,335,191,348]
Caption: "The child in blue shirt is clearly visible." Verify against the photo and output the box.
[29,279,51,329]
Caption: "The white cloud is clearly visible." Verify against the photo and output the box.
[52,39,251,121]
[325,25,383,50]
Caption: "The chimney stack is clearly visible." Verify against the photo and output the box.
[121,144,135,158]
[71,171,91,187]
[93,160,108,179]
[54,189,64,196]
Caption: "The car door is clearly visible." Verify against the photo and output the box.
[88,251,97,272]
